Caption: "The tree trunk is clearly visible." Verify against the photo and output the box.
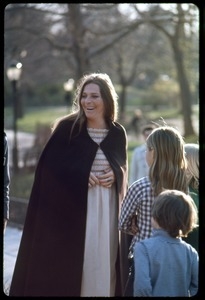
[119,85,127,121]
[171,42,195,136]
[68,4,90,79]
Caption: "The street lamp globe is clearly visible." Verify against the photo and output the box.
[7,62,22,82]
[64,78,74,108]
[63,78,74,92]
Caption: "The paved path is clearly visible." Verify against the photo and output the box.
[3,226,23,296]
[3,131,34,295]
[5,130,35,149]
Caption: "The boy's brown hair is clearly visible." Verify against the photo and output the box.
[152,189,198,238]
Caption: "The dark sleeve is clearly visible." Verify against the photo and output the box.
[4,133,10,220]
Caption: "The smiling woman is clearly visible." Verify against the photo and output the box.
[81,83,106,129]
[9,72,129,297]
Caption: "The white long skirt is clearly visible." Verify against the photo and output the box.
[80,185,118,297]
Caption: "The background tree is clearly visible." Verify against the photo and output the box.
[134,3,199,135]
[4,3,199,136]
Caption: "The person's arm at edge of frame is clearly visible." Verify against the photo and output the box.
[4,133,10,232]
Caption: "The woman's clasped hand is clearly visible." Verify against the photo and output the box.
[89,167,115,188]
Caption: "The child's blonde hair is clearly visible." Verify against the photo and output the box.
[185,143,199,192]
[146,126,188,196]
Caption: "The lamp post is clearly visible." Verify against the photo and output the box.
[6,61,22,173]
[63,78,74,109]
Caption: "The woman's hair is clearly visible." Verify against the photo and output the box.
[152,189,198,238]
[184,143,199,192]
[146,126,188,195]
[52,73,119,135]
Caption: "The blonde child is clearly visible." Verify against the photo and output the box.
[183,143,199,251]
[119,125,188,296]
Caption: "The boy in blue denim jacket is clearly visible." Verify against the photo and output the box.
[133,189,198,297]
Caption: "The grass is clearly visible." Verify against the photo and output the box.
[10,170,35,199]
[4,106,69,133]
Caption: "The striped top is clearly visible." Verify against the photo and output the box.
[87,128,110,176]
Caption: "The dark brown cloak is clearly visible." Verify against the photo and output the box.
[9,118,128,297]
